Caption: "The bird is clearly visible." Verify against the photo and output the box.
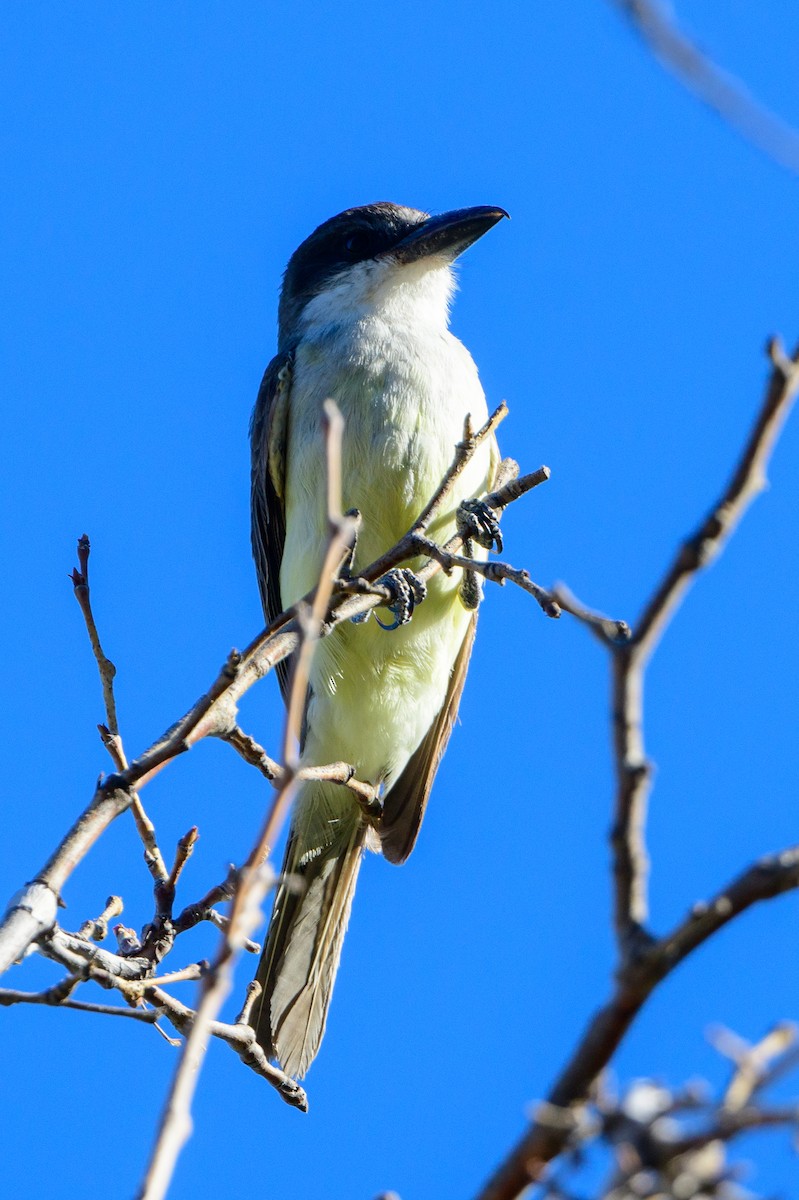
[249,201,508,1078]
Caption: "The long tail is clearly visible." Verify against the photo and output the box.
[251,783,366,1078]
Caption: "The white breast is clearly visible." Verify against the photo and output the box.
[282,257,491,594]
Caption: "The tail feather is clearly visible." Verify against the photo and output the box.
[252,787,366,1078]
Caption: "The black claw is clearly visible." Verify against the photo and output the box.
[458,498,503,554]
[374,569,427,630]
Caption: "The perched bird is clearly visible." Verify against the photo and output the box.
[250,201,507,1077]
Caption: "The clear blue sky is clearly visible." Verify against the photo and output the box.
[2,4,798,1198]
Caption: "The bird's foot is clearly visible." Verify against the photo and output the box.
[374,569,427,630]
[457,498,503,554]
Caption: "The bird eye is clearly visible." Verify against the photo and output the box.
[344,231,370,258]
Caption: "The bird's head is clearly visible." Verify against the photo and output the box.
[277,202,508,348]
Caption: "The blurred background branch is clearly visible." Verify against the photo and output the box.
[607,0,799,175]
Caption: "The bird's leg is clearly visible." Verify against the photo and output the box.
[374,568,428,630]
[355,782,384,824]
[457,498,503,610]
[459,552,482,611]
[334,509,377,626]
[339,508,362,578]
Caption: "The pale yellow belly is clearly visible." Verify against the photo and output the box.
[280,327,493,786]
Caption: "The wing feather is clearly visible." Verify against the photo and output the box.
[250,352,293,698]
[379,615,477,864]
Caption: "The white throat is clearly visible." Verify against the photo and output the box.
[299,257,456,338]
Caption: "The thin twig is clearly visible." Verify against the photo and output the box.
[71,535,168,881]
[0,985,159,1022]
[71,535,119,735]
[413,536,560,619]
[125,963,207,992]
[202,908,261,954]
[550,585,631,645]
[221,725,282,780]
[337,465,559,617]
[223,723,381,815]
[412,402,508,533]
[0,782,135,976]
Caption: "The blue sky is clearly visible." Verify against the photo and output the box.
[2,4,798,1197]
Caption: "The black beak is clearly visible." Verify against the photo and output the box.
[390,205,509,265]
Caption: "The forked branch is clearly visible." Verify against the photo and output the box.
[476,339,799,1200]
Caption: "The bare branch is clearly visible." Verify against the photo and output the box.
[607,0,799,176]
[550,584,631,647]
[413,536,560,619]
[612,338,799,949]
[665,1101,799,1157]
[221,724,282,781]
[0,782,134,975]
[221,724,380,815]
[71,534,168,881]
[475,844,799,1200]
[142,983,307,1110]
[486,464,550,513]
[0,984,159,1022]
[476,339,799,1199]
[633,337,799,661]
[411,401,508,533]
[71,534,119,735]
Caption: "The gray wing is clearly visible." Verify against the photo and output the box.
[379,614,477,864]
[250,351,293,699]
